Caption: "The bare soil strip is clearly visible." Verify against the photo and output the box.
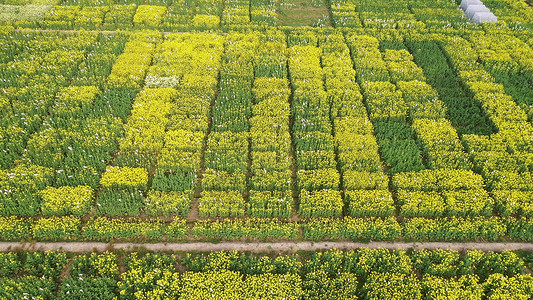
[1,241,532,253]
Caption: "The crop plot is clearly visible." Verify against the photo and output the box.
[0,0,533,296]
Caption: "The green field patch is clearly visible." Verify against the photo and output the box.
[278,0,331,27]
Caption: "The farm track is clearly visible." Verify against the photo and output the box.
[2,241,533,253]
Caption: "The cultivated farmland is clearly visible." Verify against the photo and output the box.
[0,0,532,298]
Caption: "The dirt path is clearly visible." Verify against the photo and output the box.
[1,241,533,253]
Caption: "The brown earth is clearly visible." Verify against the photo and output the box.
[2,241,533,253]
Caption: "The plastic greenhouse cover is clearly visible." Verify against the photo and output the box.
[471,12,498,24]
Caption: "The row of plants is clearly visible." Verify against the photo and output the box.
[6,215,533,241]
[192,218,299,239]
[19,4,139,29]
[0,216,294,241]
[4,0,532,31]
[41,5,107,29]
[221,0,249,30]
[2,30,101,88]
[481,0,533,28]
[110,33,224,218]
[6,0,281,31]
[439,34,529,137]
[107,31,160,89]
[397,189,493,218]
[361,272,533,299]
[355,0,425,30]
[133,4,166,28]
[300,247,526,280]
[335,0,478,31]
[250,0,277,27]
[329,0,362,28]
[249,32,292,218]
[199,33,255,218]
[159,0,233,31]
[253,29,287,78]
[322,33,380,172]
[392,169,485,191]
[57,0,172,4]
[98,32,162,217]
[402,34,533,220]
[346,34,426,174]
[0,32,129,186]
[379,41,474,172]
[438,34,533,213]
[412,115,471,171]
[0,31,138,218]
[1,248,532,299]
[0,248,529,279]
[113,88,174,170]
[409,0,469,30]
[0,248,530,299]
[320,32,393,219]
[122,269,303,299]
[151,34,222,208]
[405,37,496,136]
[303,216,514,242]
[288,32,343,218]
[469,32,533,121]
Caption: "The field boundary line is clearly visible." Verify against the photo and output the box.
[1,241,533,252]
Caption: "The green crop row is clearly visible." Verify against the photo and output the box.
[347,34,426,174]
[1,249,532,299]
[4,215,533,242]
[248,33,292,217]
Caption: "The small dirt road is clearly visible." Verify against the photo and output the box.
[1,241,532,253]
